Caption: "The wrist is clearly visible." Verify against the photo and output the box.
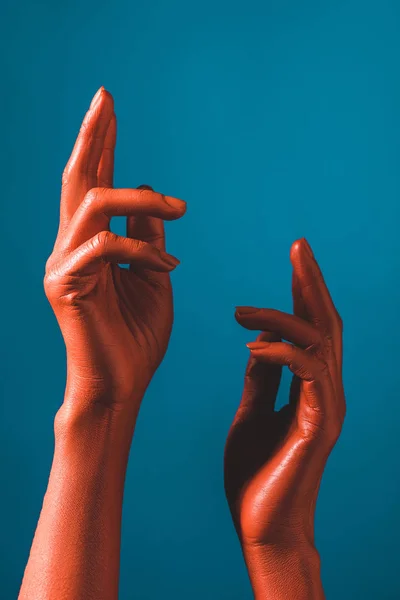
[64,356,152,415]
[54,385,145,461]
[242,540,324,600]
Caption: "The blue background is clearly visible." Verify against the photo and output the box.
[1,0,399,598]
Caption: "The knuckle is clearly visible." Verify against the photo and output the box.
[124,237,148,253]
[61,166,71,186]
[131,239,147,252]
[45,255,54,274]
[43,272,50,292]
[138,187,151,198]
[82,188,102,212]
[43,272,56,301]
[93,230,114,248]
[58,291,86,307]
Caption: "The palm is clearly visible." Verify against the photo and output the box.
[47,257,173,403]
[224,357,303,541]
[113,266,173,369]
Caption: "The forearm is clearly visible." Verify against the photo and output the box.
[243,541,325,600]
[18,391,140,600]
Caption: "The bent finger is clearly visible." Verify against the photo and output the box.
[59,186,186,252]
[247,341,338,432]
[247,341,325,382]
[235,306,320,349]
[127,185,166,253]
[48,231,180,278]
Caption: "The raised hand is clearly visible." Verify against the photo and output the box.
[44,87,186,417]
[224,238,345,599]
[18,88,186,600]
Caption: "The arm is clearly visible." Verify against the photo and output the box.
[18,87,186,600]
[18,399,137,599]
[224,238,345,599]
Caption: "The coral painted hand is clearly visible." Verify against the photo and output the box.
[224,238,345,599]
[18,88,186,600]
[44,87,186,412]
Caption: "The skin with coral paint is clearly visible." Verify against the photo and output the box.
[18,87,186,600]
[225,238,345,599]
[18,89,342,600]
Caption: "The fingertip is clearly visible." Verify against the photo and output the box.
[145,254,179,272]
[164,196,187,216]
[246,341,270,350]
[101,88,114,110]
[159,251,180,268]
[160,263,178,272]
[234,309,243,324]
[290,237,314,265]
[235,306,259,316]
[290,237,304,257]
[86,88,114,126]
[235,306,260,325]
[147,262,177,273]
[134,188,186,220]
[90,88,114,114]
[90,86,105,108]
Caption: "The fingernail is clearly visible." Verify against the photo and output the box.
[137,184,154,191]
[90,86,105,108]
[302,238,314,258]
[246,342,269,350]
[236,306,260,315]
[164,195,187,212]
[160,252,180,268]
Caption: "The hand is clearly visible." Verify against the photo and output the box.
[44,87,187,416]
[18,88,187,600]
[224,238,345,597]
